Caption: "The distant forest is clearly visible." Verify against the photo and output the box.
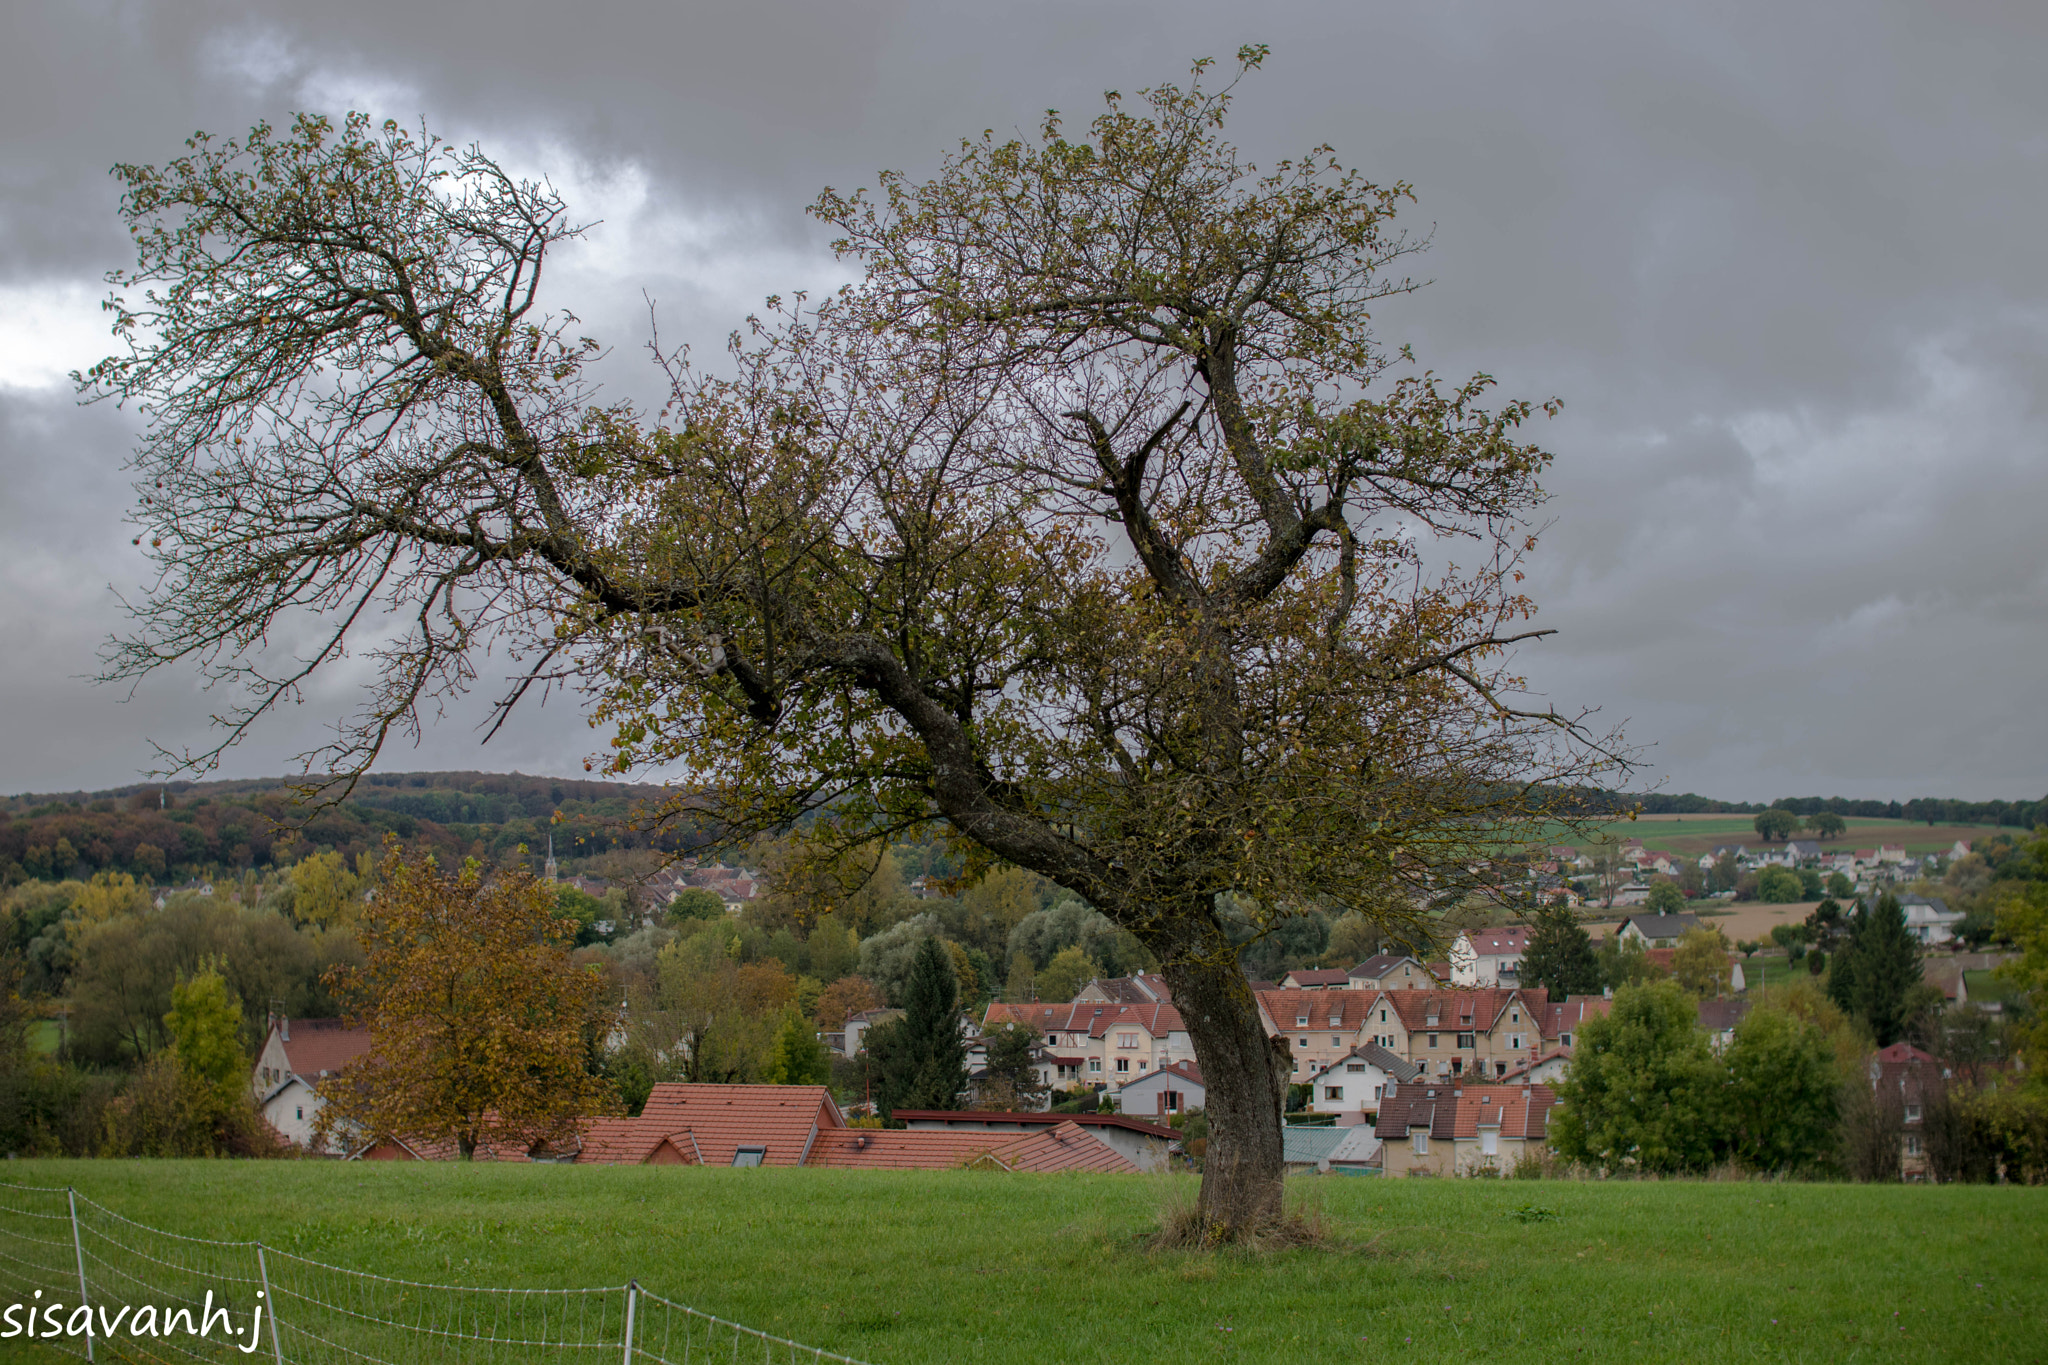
[2,771,2041,888]
[0,772,708,887]
[1603,791,2047,828]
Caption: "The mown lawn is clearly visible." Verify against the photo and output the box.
[3,1161,2042,1363]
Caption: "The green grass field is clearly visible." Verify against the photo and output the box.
[3,1161,2042,1363]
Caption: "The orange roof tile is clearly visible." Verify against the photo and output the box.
[275,1019,372,1078]
[1256,989,1380,1033]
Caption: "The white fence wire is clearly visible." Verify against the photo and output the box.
[0,1182,872,1365]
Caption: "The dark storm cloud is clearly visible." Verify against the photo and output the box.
[3,0,2043,800]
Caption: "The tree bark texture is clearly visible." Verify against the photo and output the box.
[1161,953,1289,1230]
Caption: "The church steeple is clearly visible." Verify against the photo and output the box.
[544,832,558,883]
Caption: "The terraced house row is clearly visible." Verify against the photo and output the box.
[983,970,1614,1098]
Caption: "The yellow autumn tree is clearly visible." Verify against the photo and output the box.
[315,845,620,1158]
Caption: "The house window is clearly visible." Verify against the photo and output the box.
[1046,1034,1057,1045]
[1089,1059,1102,1073]
[1297,1036,1308,1048]
[1137,1059,1147,1070]
[1346,1063,1364,1073]
[1561,1032,1573,1047]
[1904,1135,1923,1156]
[1428,1033,1439,1049]
[1325,1086,1343,1102]
[1117,1031,1139,1049]
[1905,1104,1922,1124]
[1379,1009,1387,1023]
[295,1106,304,1121]
[1481,1130,1498,1156]
[1296,1016,1309,1027]
[1510,1035,1523,1050]
[732,1146,766,1168]
[1373,1084,1384,1102]
[1511,1010,1520,1024]
[1411,1131,1428,1155]
[1458,1033,1475,1048]
[1165,1091,1181,1113]
[1116,1058,1129,1073]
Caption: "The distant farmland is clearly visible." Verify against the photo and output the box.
[1555,814,1995,859]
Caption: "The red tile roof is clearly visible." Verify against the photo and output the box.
[806,1121,1138,1172]
[891,1110,1178,1139]
[983,1001,1185,1039]
[1465,927,1534,953]
[1282,968,1355,987]
[1256,989,1381,1033]
[577,1084,840,1166]
[1376,1082,1559,1141]
[1373,987,1525,1033]
[275,1019,372,1078]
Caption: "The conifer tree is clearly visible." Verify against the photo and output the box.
[866,936,967,1118]
[1519,901,1602,1001]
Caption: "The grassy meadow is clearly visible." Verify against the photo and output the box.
[3,1161,2043,1363]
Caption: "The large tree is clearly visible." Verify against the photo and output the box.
[865,936,968,1118]
[1518,900,1602,1001]
[87,55,1621,1232]
[1551,980,1725,1174]
[315,845,619,1157]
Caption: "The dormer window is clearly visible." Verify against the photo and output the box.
[732,1146,766,1168]
[1296,1015,1309,1027]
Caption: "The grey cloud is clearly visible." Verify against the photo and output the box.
[2,0,2043,801]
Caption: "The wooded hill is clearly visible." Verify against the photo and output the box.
[0,772,703,886]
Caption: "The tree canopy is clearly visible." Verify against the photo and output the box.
[85,52,1624,1232]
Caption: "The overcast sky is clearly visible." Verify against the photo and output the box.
[3,0,2043,803]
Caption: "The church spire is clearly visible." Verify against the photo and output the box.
[544,832,558,883]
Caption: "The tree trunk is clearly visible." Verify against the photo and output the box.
[1162,954,1288,1234]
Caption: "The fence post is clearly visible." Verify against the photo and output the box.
[67,1188,94,1364]
[256,1244,286,1365]
[621,1279,638,1364]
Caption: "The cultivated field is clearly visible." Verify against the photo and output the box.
[1588,900,1823,943]
[1560,816,1996,860]
[6,1161,2043,1363]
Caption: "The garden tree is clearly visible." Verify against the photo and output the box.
[315,846,619,1158]
[763,1008,831,1086]
[857,912,943,1004]
[1002,951,1036,1003]
[1769,922,1812,960]
[666,887,728,923]
[164,963,246,1123]
[1644,879,1685,916]
[1551,980,1724,1174]
[1708,853,1739,895]
[88,57,1625,1235]
[1518,900,1601,1001]
[865,937,967,1118]
[649,929,796,1081]
[1670,926,1732,996]
[1756,866,1805,904]
[805,922,861,982]
[1828,894,1923,1046]
[1322,910,1384,968]
[1008,899,1148,976]
[1806,811,1847,840]
[287,849,365,927]
[1721,1006,1839,1173]
[1036,945,1103,1003]
[1992,828,2048,1074]
[979,1020,1050,1110]
[1797,867,1824,899]
[942,939,984,1003]
[1825,871,1853,899]
[69,872,152,931]
[1753,810,1800,842]
[1596,933,1657,990]
[811,974,884,1029]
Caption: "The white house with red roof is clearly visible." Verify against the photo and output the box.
[1448,926,1534,987]
[250,1017,372,1154]
[1113,1059,1205,1120]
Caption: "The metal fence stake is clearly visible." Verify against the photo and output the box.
[622,1279,639,1364]
[67,1188,94,1364]
[257,1244,286,1365]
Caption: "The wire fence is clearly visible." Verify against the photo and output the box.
[0,1181,873,1364]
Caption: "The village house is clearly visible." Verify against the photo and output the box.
[1305,1044,1420,1120]
[1867,1043,1949,1181]
[1346,954,1438,990]
[1278,967,1355,990]
[1113,1059,1205,1119]
[1073,973,1174,1005]
[250,1017,371,1154]
[1376,1081,1560,1177]
[1615,913,1700,949]
[1448,926,1533,987]
[1898,895,1966,945]
[981,999,1194,1087]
